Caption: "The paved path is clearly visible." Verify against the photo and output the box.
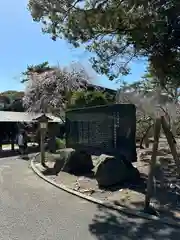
[0,156,179,240]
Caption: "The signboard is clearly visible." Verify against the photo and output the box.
[66,104,137,162]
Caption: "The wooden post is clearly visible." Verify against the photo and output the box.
[161,116,180,175]
[145,118,161,209]
[40,126,46,167]
[33,114,51,168]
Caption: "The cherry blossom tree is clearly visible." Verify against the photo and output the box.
[23,63,92,116]
[116,88,180,212]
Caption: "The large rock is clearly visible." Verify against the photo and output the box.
[94,154,140,188]
[53,148,94,175]
[53,148,75,175]
[64,150,94,175]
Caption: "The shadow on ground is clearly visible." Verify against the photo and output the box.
[109,171,180,221]
[89,205,180,240]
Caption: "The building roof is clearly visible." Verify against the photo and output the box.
[0,111,63,123]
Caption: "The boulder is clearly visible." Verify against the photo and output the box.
[65,150,94,175]
[53,148,94,176]
[53,148,75,175]
[94,154,140,188]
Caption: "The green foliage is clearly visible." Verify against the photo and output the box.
[0,91,24,101]
[55,138,66,149]
[141,66,180,102]
[0,95,10,110]
[120,64,180,103]
[28,0,180,88]
[69,90,115,109]
[0,91,25,112]
[7,99,24,112]
[21,61,51,83]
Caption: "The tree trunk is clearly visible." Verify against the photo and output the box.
[171,121,177,139]
[145,118,161,209]
[140,124,153,149]
[161,116,180,175]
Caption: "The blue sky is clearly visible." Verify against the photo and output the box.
[0,0,147,92]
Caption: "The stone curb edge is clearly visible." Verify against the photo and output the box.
[31,154,180,229]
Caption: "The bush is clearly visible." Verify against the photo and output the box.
[69,90,115,109]
[55,138,65,149]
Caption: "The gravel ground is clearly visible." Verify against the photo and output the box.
[37,138,180,222]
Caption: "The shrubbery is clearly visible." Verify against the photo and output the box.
[55,138,66,149]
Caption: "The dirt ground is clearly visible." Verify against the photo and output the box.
[35,138,180,221]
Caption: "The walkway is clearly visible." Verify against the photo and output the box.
[0,156,179,239]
